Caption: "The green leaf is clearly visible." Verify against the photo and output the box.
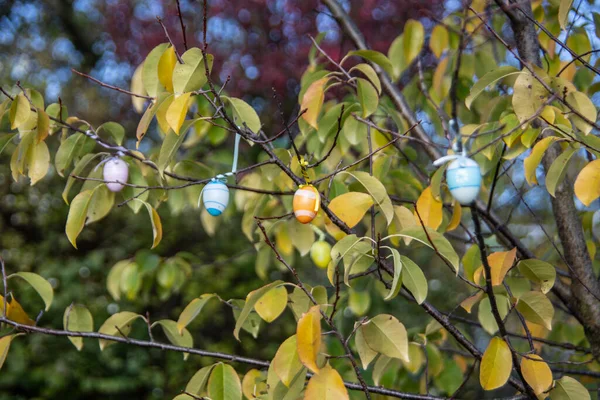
[27,140,50,185]
[234,281,283,340]
[62,153,104,204]
[465,66,519,109]
[184,365,215,397]
[97,122,125,146]
[566,91,596,135]
[400,255,428,304]
[172,48,214,94]
[177,294,217,334]
[516,291,554,330]
[157,119,197,174]
[383,226,459,274]
[403,20,424,66]
[136,92,170,147]
[152,319,193,360]
[9,93,31,130]
[86,184,114,224]
[546,144,578,197]
[132,199,163,249]
[383,247,402,301]
[356,78,379,118]
[559,0,574,29]
[54,133,87,177]
[9,272,53,311]
[550,376,591,400]
[300,77,329,130]
[348,50,395,78]
[512,71,549,124]
[223,96,261,133]
[65,187,99,249]
[0,133,17,156]
[430,25,448,59]
[130,63,146,113]
[207,363,242,400]
[340,171,394,225]
[360,314,409,362]
[63,304,93,351]
[142,43,169,97]
[98,311,143,350]
[478,295,510,335]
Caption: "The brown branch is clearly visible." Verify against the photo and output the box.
[71,69,153,100]
[156,16,184,64]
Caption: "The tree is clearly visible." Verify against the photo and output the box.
[0,0,599,399]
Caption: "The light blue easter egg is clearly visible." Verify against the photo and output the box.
[447,157,481,205]
[203,181,229,216]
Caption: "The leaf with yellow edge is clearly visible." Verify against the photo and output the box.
[177,294,217,334]
[360,314,409,362]
[297,305,322,373]
[550,375,591,400]
[0,335,15,370]
[9,93,31,130]
[166,92,191,134]
[255,286,288,323]
[460,292,483,313]
[429,25,448,58]
[272,335,303,387]
[300,77,329,129]
[414,186,443,230]
[488,248,516,286]
[516,291,554,330]
[328,192,374,229]
[157,46,177,93]
[132,199,163,249]
[447,200,462,231]
[521,354,553,396]
[566,91,596,135]
[304,364,349,400]
[480,337,512,390]
[524,137,561,185]
[574,159,600,206]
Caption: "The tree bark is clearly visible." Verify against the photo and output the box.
[495,0,600,358]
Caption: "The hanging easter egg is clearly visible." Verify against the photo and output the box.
[103,158,129,192]
[203,180,229,216]
[447,156,481,205]
[293,184,320,224]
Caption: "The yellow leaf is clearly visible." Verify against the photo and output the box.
[0,335,15,370]
[158,46,177,93]
[301,77,329,129]
[480,337,512,390]
[304,364,349,400]
[156,94,174,133]
[1,295,34,326]
[429,25,448,59]
[524,137,561,185]
[275,224,293,256]
[521,354,553,396]
[241,369,265,399]
[414,186,442,230]
[574,159,600,206]
[254,286,288,323]
[447,200,462,231]
[297,305,322,373]
[460,292,483,314]
[328,192,374,229]
[166,92,192,134]
[488,248,517,286]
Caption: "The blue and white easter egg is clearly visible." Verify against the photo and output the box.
[447,157,481,205]
[203,181,229,216]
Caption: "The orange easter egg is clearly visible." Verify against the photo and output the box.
[293,185,320,224]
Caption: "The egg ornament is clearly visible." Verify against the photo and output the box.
[103,158,129,192]
[293,184,320,224]
[446,156,481,205]
[203,180,230,216]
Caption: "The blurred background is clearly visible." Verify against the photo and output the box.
[0,1,572,399]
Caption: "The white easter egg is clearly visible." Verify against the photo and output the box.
[447,157,481,205]
[203,181,229,216]
[103,158,129,192]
